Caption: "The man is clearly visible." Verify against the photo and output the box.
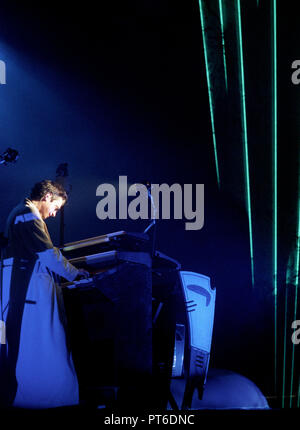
[0,180,88,408]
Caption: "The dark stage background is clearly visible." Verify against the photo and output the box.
[0,0,299,410]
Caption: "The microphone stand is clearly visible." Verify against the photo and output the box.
[143,182,157,258]
[55,163,71,247]
[0,148,19,344]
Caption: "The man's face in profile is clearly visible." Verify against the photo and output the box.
[39,193,65,219]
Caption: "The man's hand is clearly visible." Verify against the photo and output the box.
[77,268,90,279]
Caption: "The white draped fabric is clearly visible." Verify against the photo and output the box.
[0,199,79,408]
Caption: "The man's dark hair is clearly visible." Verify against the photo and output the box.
[30,180,68,202]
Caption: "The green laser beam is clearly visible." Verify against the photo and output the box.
[271,0,278,393]
[298,375,300,407]
[290,163,300,408]
[218,0,228,92]
[236,0,255,288]
[282,287,288,408]
[198,0,220,188]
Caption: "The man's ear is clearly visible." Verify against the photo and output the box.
[43,193,52,202]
